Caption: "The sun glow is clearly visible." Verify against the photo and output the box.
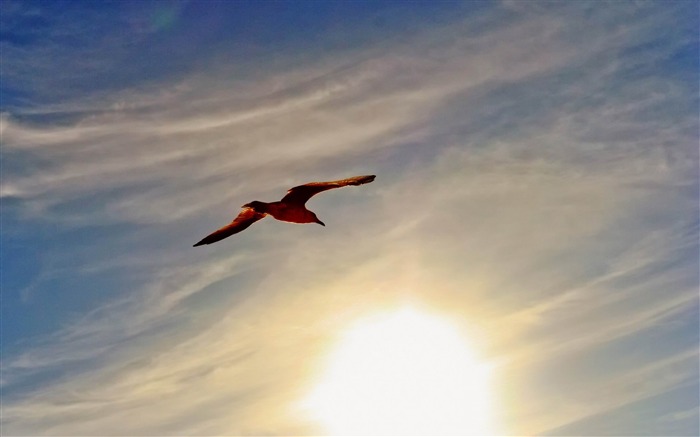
[300,306,497,435]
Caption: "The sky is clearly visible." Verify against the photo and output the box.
[1,0,698,435]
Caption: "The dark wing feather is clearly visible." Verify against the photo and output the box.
[193,208,266,246]
[280,175,376,205]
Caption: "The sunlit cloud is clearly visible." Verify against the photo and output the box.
[1,1,697,435]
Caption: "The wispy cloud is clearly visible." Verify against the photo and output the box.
[1,1,697,435]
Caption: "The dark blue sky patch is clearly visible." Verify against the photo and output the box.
[1,0,485,107]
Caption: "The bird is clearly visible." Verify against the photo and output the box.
[193,175,376,247]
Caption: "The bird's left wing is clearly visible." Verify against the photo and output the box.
[280,175,376,205]
[193,208,266,247]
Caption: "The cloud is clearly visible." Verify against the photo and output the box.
[1,1,698,435]
[540,348,700,436]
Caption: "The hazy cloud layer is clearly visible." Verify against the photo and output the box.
[2,1,698,435]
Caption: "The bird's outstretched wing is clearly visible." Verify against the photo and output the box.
[280,175,376,205]
[193,208,266,247]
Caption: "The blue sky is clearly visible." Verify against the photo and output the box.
[1,0,698,435]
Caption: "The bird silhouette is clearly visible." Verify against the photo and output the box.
[193,175,376,246]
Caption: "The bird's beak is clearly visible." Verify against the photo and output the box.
[316,219,325,226]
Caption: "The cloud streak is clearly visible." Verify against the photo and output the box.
[1,1,697,435]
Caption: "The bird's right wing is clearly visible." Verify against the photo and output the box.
[193,208,266,247]
[280,175,376,205]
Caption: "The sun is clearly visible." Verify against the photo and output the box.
[299,306,497,435]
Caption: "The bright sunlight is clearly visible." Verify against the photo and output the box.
[300,306,497,435]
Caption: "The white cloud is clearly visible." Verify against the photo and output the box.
[1,2,697,435]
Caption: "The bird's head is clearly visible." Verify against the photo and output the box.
[312,213,325,226]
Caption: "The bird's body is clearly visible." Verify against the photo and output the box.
[193,175,375,246]
[259,202,321,224]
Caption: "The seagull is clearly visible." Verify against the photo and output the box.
[193,175,376,247]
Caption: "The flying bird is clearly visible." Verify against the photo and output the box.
[193,175,376,247]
